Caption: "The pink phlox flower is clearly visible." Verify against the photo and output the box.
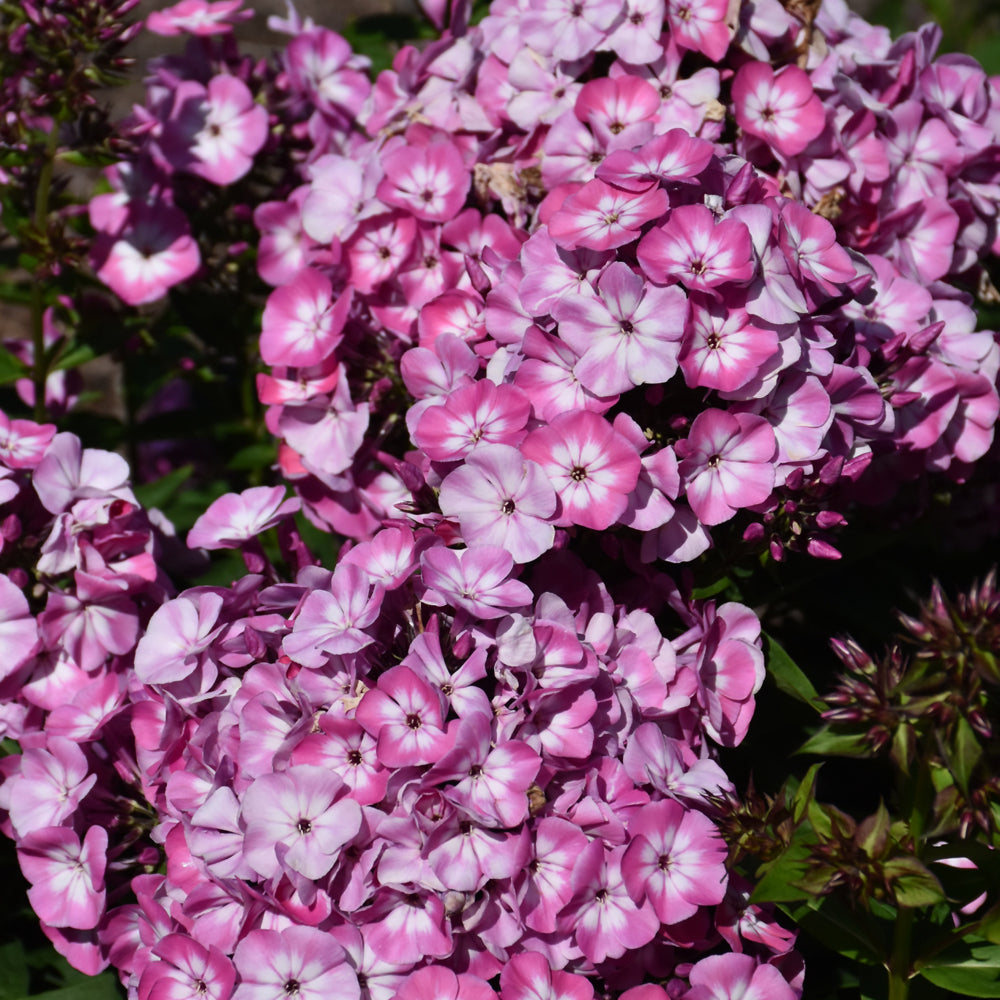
[678,294,779,392]
[883,99,964,206]
[241,765,363,881]
[183,75,269,186]
[522,411,641,530]
[548,179,668,251]
[518,683,598,760]
[499,951,595,1000]
[621,799,728,923]
[134,591,226,685]
[541,112,608,187]
[146,0,251,36]
[302,153,381,246]
[515,817,588,935]
[428,712,541,827]
[602,0,666,65]
[506,50,581,130]
[553,261,688,394]
[260,269,352,368]
[622,722,733,801]
[361,887,453,966]
[401,334,479,406]
[420,544,533,619]
[233,926,360,1000]
[521,0,621,61]
[562,840,659,963]
[328,925,409,1000]
[292,714,388,806]
[682,953,798,1000]
[278,380,370,480]
[692,602,765,746]
[19,825,107,930]
[92,202,200,306]
[597,129,715,192]
[254,191,328,288]
[39,573,139,672]
[518,231,612,315]
[355,664,455,766]
[397,966,494,1000]
[574,77,660,151]
[873,196,960,284]
[282,563,384,665]
[33,432,132,515]
[0,574,40,681]
[418,290,485,349]
[377,134,471,223]
[778,201,856,296]
[735,373,833,467]
[346,212,418,293]
[638,205,756,294]
[401,626,492,719]
[138,934,236,1000]
[413,380,531,462]
[513,326,619,423]
[665,0,731,61]
[283,28,371,119]
[677,410,777,526]
[8,737,97,838]
[438,444,557,564]
[732,62,825,158]
[424,810,532,891]
[0,412,56,468]
[188,486,300,550]
[340,526,418,590]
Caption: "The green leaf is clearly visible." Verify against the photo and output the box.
[133,465,194,511]
[792,762,823,824]
[798,726,871,758]
[0,941,29,1000]
[14,974,123,1000]
[919,939,1000,997]
[783,895,886,965]
[943,715,983,794]
[0,345,29,386]
[0,737,20,756]
[691,576,733,600]
[764,633,825,711]
[50,343,97,373]
[884,856,946,908]
[226,442,278,472]
[750,842,816,903]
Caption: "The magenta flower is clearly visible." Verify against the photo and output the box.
[19,825,107,930]
[397,968,493,1000]
[188,486,300,550]
[419,545,532,619]
[438,444,557,564]
[0,574,39,682]
[622,800,728,923]
[665,0,731,60]
[548,179,668,251]
[260,270,352,368]
[355,665,454,766]
[677,410,777,526]
[500,952,595,1000]
[683,953,797,1000]
[553,261,688,394]
[522,412,641,530]
[732,62,825,158]
[138,934,236,1000]
[92,203,200,306]
[242,765,363,881]
[8,738,97,838]
[134,591,224,685]
[146,0,251,36]
[638,205,756,293]
[233,927,360,1000]
[377,137,470,224]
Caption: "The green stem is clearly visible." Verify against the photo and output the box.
[888,908,914,1000]
[30,125,62,422]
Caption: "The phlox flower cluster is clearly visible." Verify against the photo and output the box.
[221,0,1000,565]
[0,409,800,997]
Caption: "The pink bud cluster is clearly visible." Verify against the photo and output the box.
[229,0,1000,566]
[0,410,800,996]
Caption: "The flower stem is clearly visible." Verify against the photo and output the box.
[30,125,62,422]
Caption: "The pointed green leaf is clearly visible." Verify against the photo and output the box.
[919,939,1000,997]
[884,856,946,908]
[783,895,887,965]
[133,465,194,511]
[944,715,983,794]
[0,344,29,386]
[798,726,871,758]
[749,842,816,904]
[792,762,823,824]
[764,633,825,711]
